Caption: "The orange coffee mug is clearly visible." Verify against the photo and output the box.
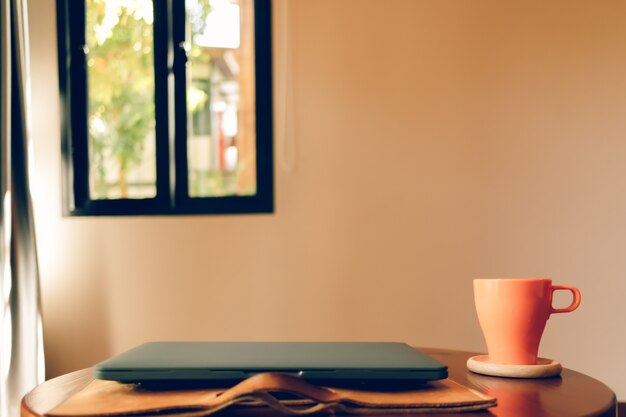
[473,278,581,365]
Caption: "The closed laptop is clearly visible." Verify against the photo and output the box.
[94,341,448,388]
[94,342,447,385]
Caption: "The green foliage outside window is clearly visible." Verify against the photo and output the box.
[86,0,156,198]
[86,0,213,199]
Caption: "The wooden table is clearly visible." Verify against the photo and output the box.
[21,348,617,417]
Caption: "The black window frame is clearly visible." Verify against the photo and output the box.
[56,0,274,216]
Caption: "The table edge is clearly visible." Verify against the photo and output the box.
[21,348,618,417]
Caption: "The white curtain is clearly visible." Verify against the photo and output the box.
[1,0,46,416]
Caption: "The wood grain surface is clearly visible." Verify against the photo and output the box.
[22,348,617,417]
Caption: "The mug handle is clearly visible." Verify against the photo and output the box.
[550,285,581,314]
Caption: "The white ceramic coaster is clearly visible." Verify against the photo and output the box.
[467,355,562,378]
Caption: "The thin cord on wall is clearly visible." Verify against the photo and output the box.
[278,0,296,173]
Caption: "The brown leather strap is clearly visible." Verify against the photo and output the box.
[158,373,341,416]
[212,373,340,405]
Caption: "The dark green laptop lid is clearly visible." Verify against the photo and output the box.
[94,341,448,384]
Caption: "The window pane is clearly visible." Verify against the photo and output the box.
[86,0,157,199]
[186,0,257,197]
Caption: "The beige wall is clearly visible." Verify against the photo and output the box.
[29,0,626,400]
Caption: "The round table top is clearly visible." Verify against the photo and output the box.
[21,347,617,417]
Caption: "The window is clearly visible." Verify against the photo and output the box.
[56,0,273,215]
